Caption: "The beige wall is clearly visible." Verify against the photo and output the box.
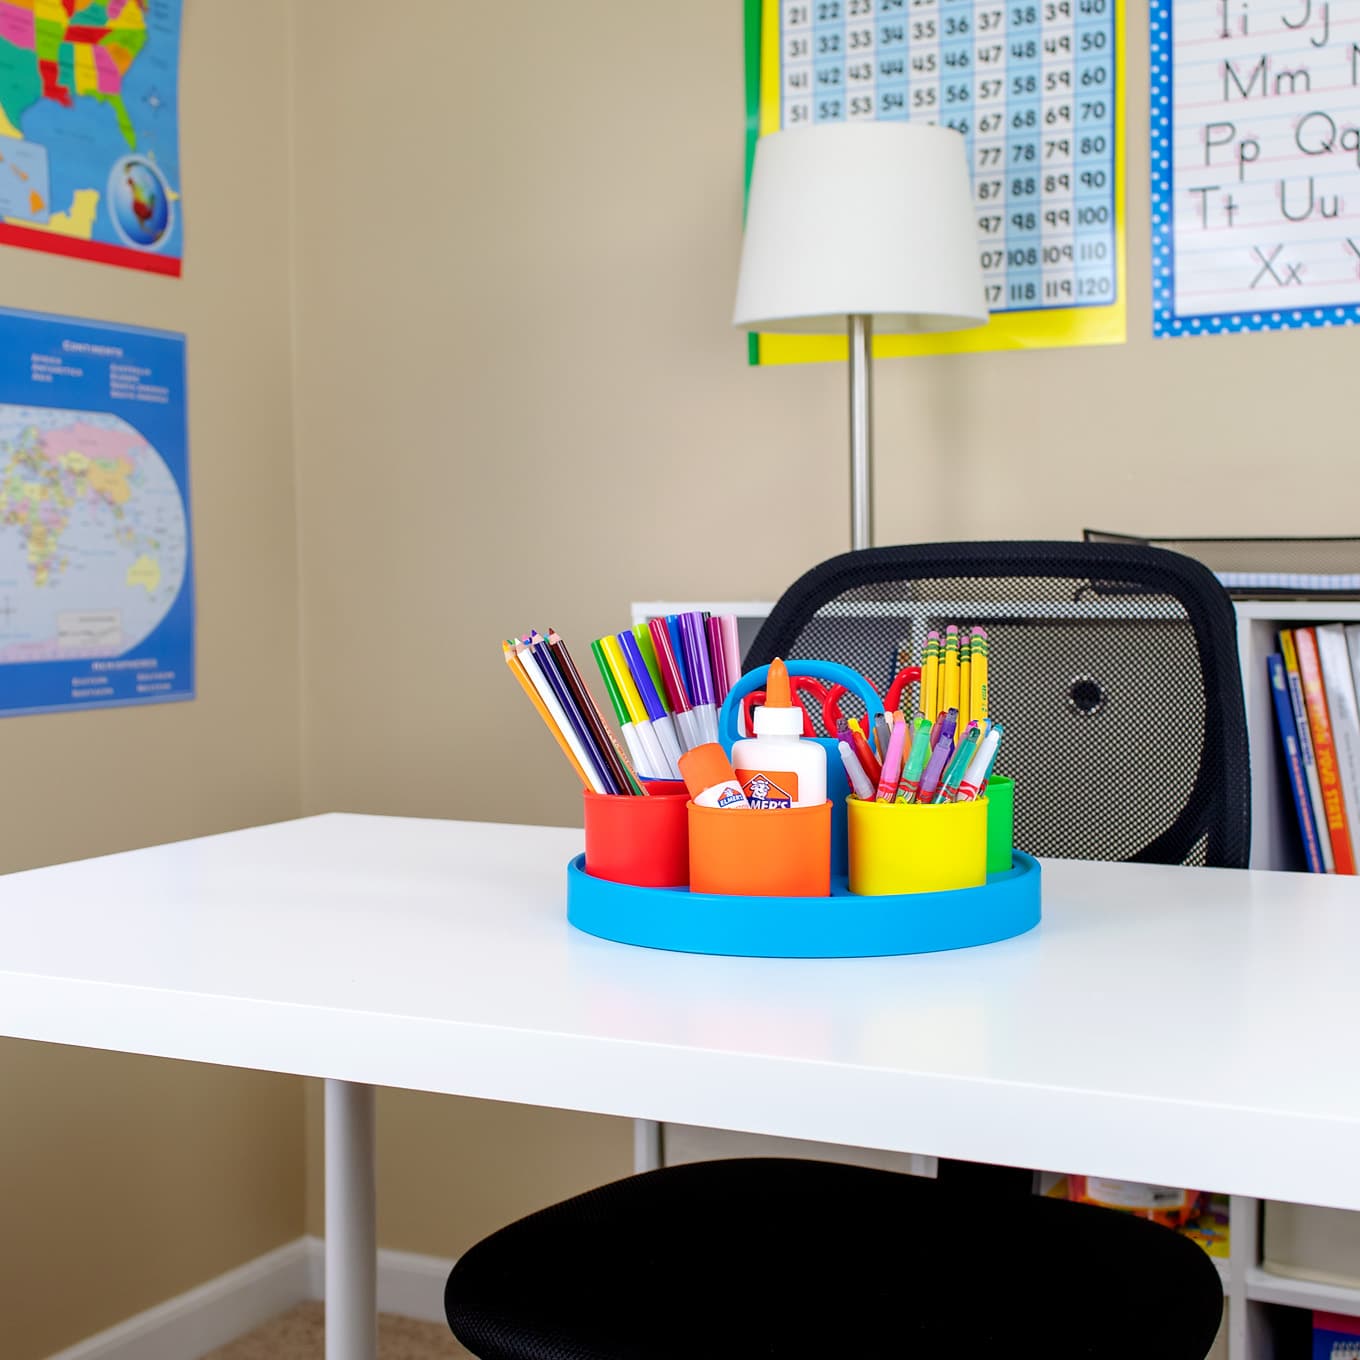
[8,0,1360,1349]
[0,6,305,1357]
[286,0,1360,1257]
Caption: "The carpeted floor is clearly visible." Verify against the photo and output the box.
[197,1301,472,1359]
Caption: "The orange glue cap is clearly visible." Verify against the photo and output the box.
[754,658,803,737]
[766,657,792,706]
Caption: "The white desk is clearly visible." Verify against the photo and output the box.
[3,813,1359,1360]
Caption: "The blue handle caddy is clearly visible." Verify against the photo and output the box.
[565,658,1042,959]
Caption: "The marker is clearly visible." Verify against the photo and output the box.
[665,614,693,707]
[680,611,718,744]
[633,626,670,711]
[617,630,683,778]
[916,730,955,805]
[846,716,882,784]
[936,706,959,753]
[894,717,934,803]
[936,721,981,803]
[719,615,742,693]
[922,630,940,720]
[955,722,1003,803]
[838,739,877,800]
[874,713,909,802]
[591,638,650,778]
[599,634,669,782]
[873,712,891,758]
[970,628,989,725]
[705,614,730,704]
[648,616,701,751]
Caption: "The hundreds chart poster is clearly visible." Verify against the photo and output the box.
[742,0,1127,364]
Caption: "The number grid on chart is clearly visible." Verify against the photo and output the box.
[778,0,1118,315]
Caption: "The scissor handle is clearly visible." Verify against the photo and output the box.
[720,660,886,750]
[741,676,826,737]
[885,665,923,714]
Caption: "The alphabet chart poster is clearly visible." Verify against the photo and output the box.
[742,0,1127,364]
[1152,0,1360,335]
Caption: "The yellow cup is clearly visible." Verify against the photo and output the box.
[847,796,988,896]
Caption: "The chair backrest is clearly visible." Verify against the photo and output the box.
[745,541,1250,868]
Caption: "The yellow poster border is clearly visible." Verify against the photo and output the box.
[752,0,1126,363]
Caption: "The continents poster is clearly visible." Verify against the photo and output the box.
[0,307,192,717]
[0,0,183,274]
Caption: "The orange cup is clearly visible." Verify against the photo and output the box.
[687,800,832,898]
[583,790,690,888]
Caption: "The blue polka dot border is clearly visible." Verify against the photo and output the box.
[1148,0,1360,338]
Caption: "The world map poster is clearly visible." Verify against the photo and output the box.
[0,307,192,717]
[0,0,183,274]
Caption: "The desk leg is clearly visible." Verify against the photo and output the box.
[325,1079,377,1360]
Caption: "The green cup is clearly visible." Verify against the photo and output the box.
[985,776,1014,875]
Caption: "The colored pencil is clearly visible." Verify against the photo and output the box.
[548,629,644,795]
[529,632,622,794]
[506,640,602,792]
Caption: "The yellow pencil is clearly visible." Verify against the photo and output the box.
[971,627,989,724]
[504,640,594,789]
[958,633,971,735]
[942,625,961,715]
[922,630,940,719]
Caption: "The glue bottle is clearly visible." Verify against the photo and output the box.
[730,658,827,809]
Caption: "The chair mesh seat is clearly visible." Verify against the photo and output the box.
[745,542,1250,868]
[445,1158,1226,1359]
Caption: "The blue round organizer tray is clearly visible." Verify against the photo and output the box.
[566,852,1041,959]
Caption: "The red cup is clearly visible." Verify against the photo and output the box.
[583,789,690,887]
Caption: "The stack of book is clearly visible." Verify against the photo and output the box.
[1269,626,1360,873]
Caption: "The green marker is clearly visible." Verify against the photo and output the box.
[894,717,935,803]
[591,638,630,725]
[633,626,671,713]
[938,723,982,803]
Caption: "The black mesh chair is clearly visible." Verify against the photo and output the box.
[445,542,1248,1360]
[744,540,1250,868]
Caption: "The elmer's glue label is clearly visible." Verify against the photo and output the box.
[730,658,826,810]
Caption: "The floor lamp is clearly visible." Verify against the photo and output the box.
[733,122,987,551]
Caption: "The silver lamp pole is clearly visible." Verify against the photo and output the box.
[848,313,873,551]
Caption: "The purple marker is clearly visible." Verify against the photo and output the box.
[916,731,955,805]
[681,612,718,743]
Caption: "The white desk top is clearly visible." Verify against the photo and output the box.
[2,813,1357,1210]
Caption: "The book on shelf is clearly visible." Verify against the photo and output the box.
[1316,624,1360,862]
[1268,654,1327,874]
[1280,631,1336,873]
[1285,627,1357,874]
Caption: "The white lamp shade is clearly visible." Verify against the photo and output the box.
[733,122,987,335]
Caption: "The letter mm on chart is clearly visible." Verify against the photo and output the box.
[1151,0,1360,335]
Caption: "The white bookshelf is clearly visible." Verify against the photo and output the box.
[632,595,1360,1360]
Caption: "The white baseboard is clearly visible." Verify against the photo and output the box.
[301,1237,455,1324]
[45,1238,313,1360]
[47,1236,458,1359]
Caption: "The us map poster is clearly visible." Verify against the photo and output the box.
[742,0,1127,363]
[0,0,183,274]
[0,307,192,717]
[1152,0,1360,335]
